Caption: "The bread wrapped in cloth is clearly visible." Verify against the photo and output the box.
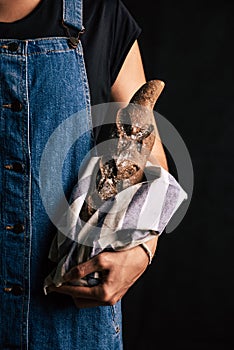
[80,80,162,221]
[43,81,187,292]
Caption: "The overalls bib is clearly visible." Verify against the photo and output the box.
[0,1,122,349]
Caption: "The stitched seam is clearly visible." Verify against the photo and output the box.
[20,52,25,350]
[76,43,93,133]
[25,40,31,350]
[0,49,72,57]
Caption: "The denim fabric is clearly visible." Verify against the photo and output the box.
[0,0,123,349]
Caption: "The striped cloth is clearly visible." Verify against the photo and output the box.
[44,157,187,291]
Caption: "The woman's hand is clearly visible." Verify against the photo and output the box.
[48,236,158,308]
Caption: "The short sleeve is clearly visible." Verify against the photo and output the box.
[110,0,142,86]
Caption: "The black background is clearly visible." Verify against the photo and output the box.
[122,1,234,349]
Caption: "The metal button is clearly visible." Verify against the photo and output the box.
[11,100,23,112]
[6,223,25,234]
[4,162,24,173]
[12,285,24,296]
[8,42,19,52]
[13,223,25,234]
[12,162,24,173]
[4,285,24,296]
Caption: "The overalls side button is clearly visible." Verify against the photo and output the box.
[7,42,19,52]
[11,100,23,112]
[4,162,25,173]
[4,285,24,296]
[12,285,24,296]
[6,223,25,234]
[2,100,23,111]
[13,223,25,234]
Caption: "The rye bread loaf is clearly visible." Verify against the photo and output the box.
[80,80,164,221]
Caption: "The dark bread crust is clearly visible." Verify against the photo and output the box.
[81,80,164,221]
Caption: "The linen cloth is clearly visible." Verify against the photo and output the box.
[44,157,187,291]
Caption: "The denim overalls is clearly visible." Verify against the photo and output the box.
[0,0,122,349]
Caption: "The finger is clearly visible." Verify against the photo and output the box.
[63,256,103,282]
[63,254,108,282]
[47,282,121,305]
[47,284,101,300]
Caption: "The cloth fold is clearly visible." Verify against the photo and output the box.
[43,157,187,292]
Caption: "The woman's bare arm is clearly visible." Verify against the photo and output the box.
[111,40,168,171]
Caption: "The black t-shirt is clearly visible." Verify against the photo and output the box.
[0,0,141,105]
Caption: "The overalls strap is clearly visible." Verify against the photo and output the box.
[63,0,84,31]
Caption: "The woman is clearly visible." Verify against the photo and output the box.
[0,0,167,348]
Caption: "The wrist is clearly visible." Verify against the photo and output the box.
[140,235,159,265]
[144,235,158,256]
[140,243,154,265]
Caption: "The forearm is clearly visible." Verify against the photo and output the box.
[111,40,168,172]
